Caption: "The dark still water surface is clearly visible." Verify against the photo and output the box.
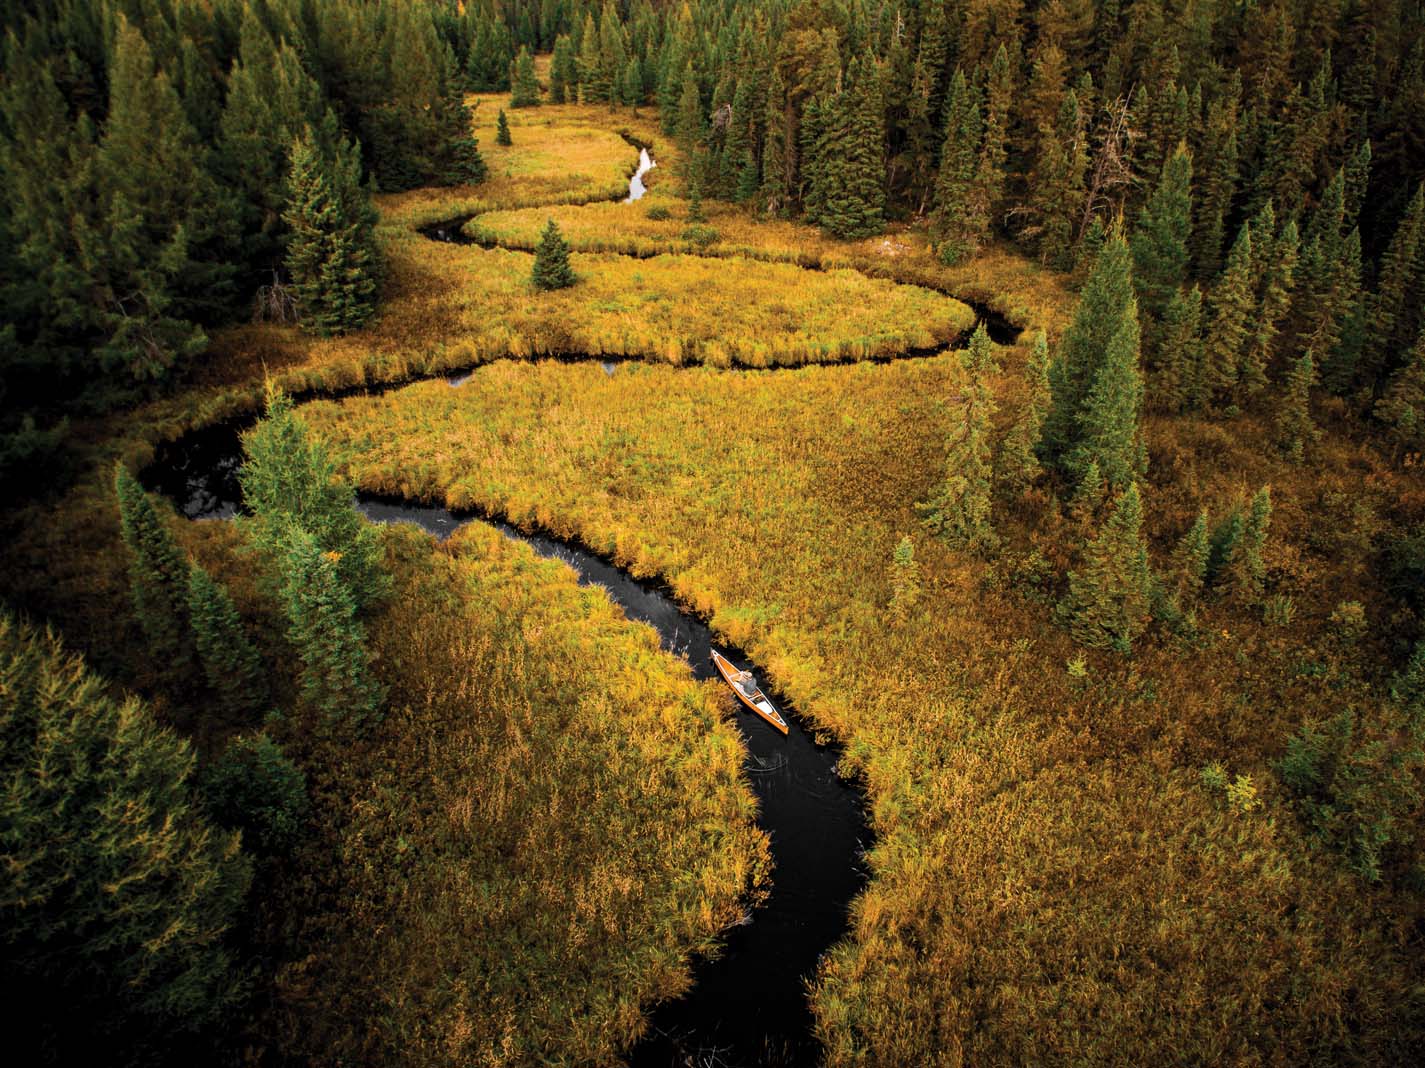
[146,421,870,1067]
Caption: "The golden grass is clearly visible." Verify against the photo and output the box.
[259,521,767,1065]
[302,357,1425,1064]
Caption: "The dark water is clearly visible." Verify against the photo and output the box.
[144,423,870,1068]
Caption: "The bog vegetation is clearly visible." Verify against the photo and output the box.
[3,0,1425,1065]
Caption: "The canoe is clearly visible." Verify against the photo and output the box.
[711,650,789,734]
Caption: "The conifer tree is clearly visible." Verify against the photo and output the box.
[578,14,605,103]
[1375,327,1425,452]
[510,46,541,107]
[279,527,385,730]
[1201,221,1254,404]
[115,464,193,672]
[1192,89,1240,276]
[1277,351,1320,462]
[1322,227,1367,393]
[1154,284,1203,412]
[1069,458,1104,522]
[1363,183,1425,387]
[238,385,389,613]
[1068,306,1145,491]
[675,63,704,174]
[532,218,577,290]
[929,69,984,263]
[1029,89,1086,269]
[549,34,576,103]
[759,70,790,216]
[973,44,1014,230]
[998,330,1050,494]
[1042,235,1139,476]
[1230,486,1272,601]
[202,733,308,855]
[0,614,249,1050]
[887,535,921,622]
[283,129,379,336]
[186,563,268,723]
[964,322,1000,374]
[1172,509,1212,601]
[496,109,512,145]
[918,359,998,554]
[1062,482,1153,654]
[816,53,886,240]
[1242,215,1299,401]
[1130,144,1193,353]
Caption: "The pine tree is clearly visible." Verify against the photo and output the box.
[816,53,886,240]
[1201,221,1254,404]
[1029,89,1087,269]
[201,733,308,855]
[1375,327,1425,453]
[1069,458,1104,522]
[998,330,1050,494]
[1067,305,1145,491]
[283,129,379,336]
[549,34,576,103]
[759,69,790,216]
[278,527,385,731]
[238,385,389,613]
[929,69,984,263]
[510,46,541,107]
[1130,144,1193,353]
[964,322,1000,374]
[1277,351,1320,462]
[675,63,704,175]
[973,44,1014,231]
[1192,87,1240,276]
[115,463,193,672]
[887,535,921,622]
[1154,284,1203,412]
[532,218,577,290]
[1062,482,1153,653]
[1172,509,1211,601]
[186,563,268,723]
[0,614,249,1051]
[1042,235,1138,472]
[1363,183,1425,387]
[496,109,512,145]
[918,358,998,554]
[1229,486,1272,601]
[1242,214,1299,401]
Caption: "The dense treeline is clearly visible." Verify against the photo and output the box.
[0,0,490,488]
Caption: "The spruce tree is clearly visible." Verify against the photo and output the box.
[510,46,541,107]
[186,563,268,723]
[973,44,1014,231]
[964,322,1000,374]
[202,733,308,855]
[1062,482,1153,654]
[1201,221,1254,404]
[115,463,193,672]
[1154,284,1203,412]
[283,129,379,336]
[1041,235,1139,476]
[759,70,790,216]
[675,63,704,175]
[532,218,577,290]
[238,385,389,613]
[1363,183,1425,387]
[279,527,385,731]
[549,34,576,103]
[1172,509,1212,602]
[1130,144,1193,353]
[929,69,984,263]
[1067,306,1145,492]
[918,359,998,554]
[496,109,512,146]
[1192,89,1240,276]
[998,330,1050,494]
[1029,89,1086,269]
[1230,486,1272,602]
[1375,327,1425,453]
[0,614,249,1051]
[1277,351,1320,463]
[1242,215,1299,401]
[816,52,885,240]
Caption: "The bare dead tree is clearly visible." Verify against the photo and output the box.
[1079,92,1140,240]
[252,271,299,325]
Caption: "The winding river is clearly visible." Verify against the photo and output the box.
[139,145,1028,1065]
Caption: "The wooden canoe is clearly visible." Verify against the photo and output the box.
[711,650,789,734]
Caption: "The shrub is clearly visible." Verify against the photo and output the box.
[645,204,672,221]
[1263,594,1296,627]
[680,224,719,247]
[1329,600,1368,643]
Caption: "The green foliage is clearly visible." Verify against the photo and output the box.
[1042,235,1141,485]
[1276,351,1320,462]
[997,330,1048,494]
[1062,482,1153,654]
[202,733,308,855]
[1153,284,1203,412]
[963,322,999,374]
[0,614,250,1050]
[1202,221,1254,404]
[1375,327,1425,452]
[1172,509,1212,602]
[283,127,380,337]
[1232,486,1273,602]
[238,385,389,613]
[887,535,921,622]
[115,463,192,672]
[510,46,541,108]
[680,224,719,247]
[1364,183,1425,386]
[1028,89,1087,269]
[918,361,998,555]
[1131,144,1193,350]
[549,34,576,103]
[929,69,984,264]
[532,218,577,290]
[809,52,885,240]
[496,109,512,146]
[278,526,385,731]
[186,563,268,723]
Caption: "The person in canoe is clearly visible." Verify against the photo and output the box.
[734,669,758,698]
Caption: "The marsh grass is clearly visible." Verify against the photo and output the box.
[305,358,1425,1064]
